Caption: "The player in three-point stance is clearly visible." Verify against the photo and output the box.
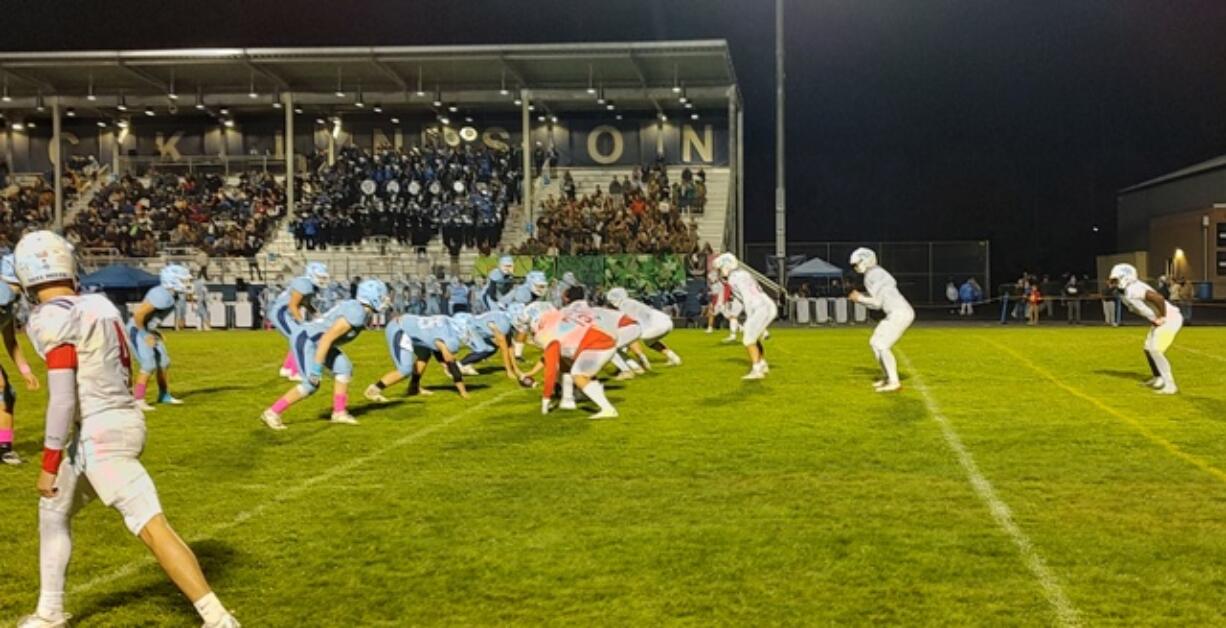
[848,247,914,393]
[1109,263,1183,394]
[364,314,472,402]
[268,262,329,381]
[521,304,620,419]
[0,254,40,465]
[713,253,777,380]
[130,264,193,410]
[12,231,239,628]
[455,308,527,381]
[606,287,683,369]
[260,279,389,430]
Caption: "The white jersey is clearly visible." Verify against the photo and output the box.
[1123,281,1177,321]
[27,294,137,418]
[727,269,772,311]
[862,267,914,318]
[616,297,671,330]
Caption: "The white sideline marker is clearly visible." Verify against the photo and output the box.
[1178,345,1226,364]
[899,352,1080,628]
[69,389,517,597]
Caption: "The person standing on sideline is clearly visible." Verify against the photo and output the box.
[1064,274,1082,324]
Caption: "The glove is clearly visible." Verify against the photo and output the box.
[540,397,552,415]
[308,362,324,388]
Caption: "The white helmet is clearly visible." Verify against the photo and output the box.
[0,254,18,285]
[160,264,193,293]
[1109,263,1138,289]
[304,262,329,288]
[13,230,77,290]
[849,247,878,274]
[713,252,739,278]
[606,287,629,307]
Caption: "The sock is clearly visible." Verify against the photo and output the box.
[270,398,291,415]
[133,382,147,401]
[282,352,298,375]
[730,319,740,334]
[193,592,228,625]
[562,374,575,402]
[665,349,681,363]
[0,428,12,446]
[610,354,632,373]
[513,340,524,359]
[880,348,900,384]
[1144,351,1160,378]
[374,381,387,390]
[37,510,71,618]
[332,394,348,414]
[581,381,615,413]
[1150,350,1175,387]
[636,353,652,370]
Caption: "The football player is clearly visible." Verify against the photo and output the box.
[260,279,389,429]
[482,256,517,311]
[1109,263,1183,394]
[521,306,619,419]
[13,231,239,628]
[456,308,526,381]
[130,264,192,409]
[267,262,329,381]
[561,286,644,380]
[0,254,40,465]
[365,314,471,401]
[606,287,682,368]
[848,247,915,392]
[713,253,777,380]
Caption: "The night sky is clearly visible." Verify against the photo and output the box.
[6,0,1226,279]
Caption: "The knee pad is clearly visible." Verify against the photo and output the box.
[297,381,318,396]
[331,353,354,379]
[335,373,352,384]
[110,473,163,536]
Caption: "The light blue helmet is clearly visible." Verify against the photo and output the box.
[304,262,329,288]
[561,271,578,287]
[518,301,555,332]
[526,270,549,297]
[0,254,17,285]
[450,313,476,345]
[160,264,192,293]
[498,255,514,275]
[356,279,390,312]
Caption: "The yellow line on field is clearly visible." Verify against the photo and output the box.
[982,337,1226,485]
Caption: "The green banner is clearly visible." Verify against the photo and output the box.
[473,254,686,293]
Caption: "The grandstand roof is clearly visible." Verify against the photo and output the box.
[0,41,737,117]
[1117,153,1226,195]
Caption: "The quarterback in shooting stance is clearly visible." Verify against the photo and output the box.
[713,253,777,380]
[268,262,330,381]
[1,254,40,465]
[130,264,193,410]
[259,279,390,430]
[848,247,915,393]
[365,314,472,402]
[1108,263,1182,394]
[12,231,239,628]
[605,287,682,369]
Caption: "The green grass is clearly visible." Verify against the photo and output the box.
[2,325,1226,626]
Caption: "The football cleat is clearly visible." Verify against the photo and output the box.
[615,371,636,381]
[260,410,287,431]
[459,364,479,377]
[137,400,157,412]
[202,614,242,628]
[1156,384,1179,395]
[278,367,293,378]
[559,398,578,411]
[158,395,184,405]
[742,365,766,381]
[588,408,619,420]
[872,379,888,389]
[17,613,70,628]
[363,385,390,403]
[666,353,683,366]
[330,411,359,425]
[1149,377,1166,390]
[760,360,770,374]
[705,327,714,334]
[2,450,24,465]
[876,382,902,393]
[722,335,737,343]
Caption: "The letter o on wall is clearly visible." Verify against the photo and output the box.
[587,125,623,165]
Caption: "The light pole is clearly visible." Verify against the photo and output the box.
[774,0,788,290]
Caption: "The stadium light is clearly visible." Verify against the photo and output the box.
[464,115,473,123]
[596,85,606,105]
[116,118,129,129]
[606,102,615,111]
[537,114,546,122]
[586,65,596,95]
[315,117,326,125]
[35,92,45,112]
[690,112,699,120]
[355,82,365,108]
[66,107,76,117]
[615,113,623,121]
[1,77,10,102]
[87,75,97,101]
[11,121,23,131]
[684,101,693,110]
[223,118,235,128]
[248,70,259,99]
[390,116,400,124]
[116,92,128,112]
[372,104,383,113]
[500,69,510,96]
[219,107,230,115]
[679,85,688,104]
[293,106,304,115]
[550,115,558,124]
[672,64,681,93]
[168,71,179,100]
[272,88,282,109]
[439,116,450,126]
[513,97,523,106]
[448,104,458,113]
[144,107,155,117]
[195,87,205,110]
[26,121,34,128]
[96,120,107,128]
[335,68,345,98]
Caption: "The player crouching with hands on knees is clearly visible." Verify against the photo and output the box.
[712,252,777,380]
[0,253,40,465]
[848,247,914,393]
[1109,263,1183,394]
[365,313,472,402]
[13,231,239,628]
[260,279,389,430]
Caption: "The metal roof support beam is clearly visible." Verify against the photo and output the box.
[243,59,290,91]
[117,62,172,93]
[0,67,56,94]
[626,53,664,117]
[369,58,408,91]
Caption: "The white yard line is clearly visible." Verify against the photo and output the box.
[68,389,515,596]
[899,352,1080,627]
[1178,345,1226,363]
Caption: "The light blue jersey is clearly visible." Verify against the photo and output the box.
[469,311,512,353]
[0,282,18,328]
[385,314,461,375]
[500,282,537,308]
[287,299,369,386]
[270,276,319,337]
[138,286,177,332]
[483,268,514,309]
[303,299,369,347]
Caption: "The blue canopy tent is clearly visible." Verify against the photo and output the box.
[788,257,844,279]
[80,265,160,290]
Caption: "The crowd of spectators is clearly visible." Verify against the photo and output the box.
[0,176,54,251]
[289,143,519,256]
[66,169,283,258]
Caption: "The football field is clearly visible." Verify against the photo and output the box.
[2,325,1226,626]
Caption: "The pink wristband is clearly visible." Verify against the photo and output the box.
[18,364,32,376]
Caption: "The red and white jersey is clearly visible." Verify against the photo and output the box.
[27,294,137,418]
[535,309,616,399]
[726,269,772,311]
[562,300,635,338]
[615,297,671,330]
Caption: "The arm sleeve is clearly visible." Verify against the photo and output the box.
[541,342,561,399]
[42,345,79,473]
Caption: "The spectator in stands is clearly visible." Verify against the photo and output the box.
[0,176,54,249]
[562,170,577,201]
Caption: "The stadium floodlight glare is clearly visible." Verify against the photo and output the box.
[219,107,230,115]
[390,116,400,124]
[168,70,178,100]
[116,119,129,129]
[659,112,668,122]
[372,104,383,113]
[66,108,76,117]
[513,97,523,106]
[144,107,155,117]
[272,88,282,109]
[606,102,615,111]
[528,104,536,111]
[537,114,546,122]
[355,83,365,108]
[596,86,606,105]
[335,67,345,98]
[439,116,450,126]
[11,121,24,131]
[293,106,304,114]
[223,118,235,128]
[586,65,596,94]
[116,93,128,112]
[194,87,205,110]
[87,75,97,101]
[448,104,458,113]
[684,101,693,110]
[691,112,699,120]
[615,113,623,120]
[464,115,473,123]
[315,117,326,125]
[96,120,107,128]
[432,87,443,108]
[550,115,558,123]
[26,121,34,128]
[35,92,45,112]
[500,69,510,96]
